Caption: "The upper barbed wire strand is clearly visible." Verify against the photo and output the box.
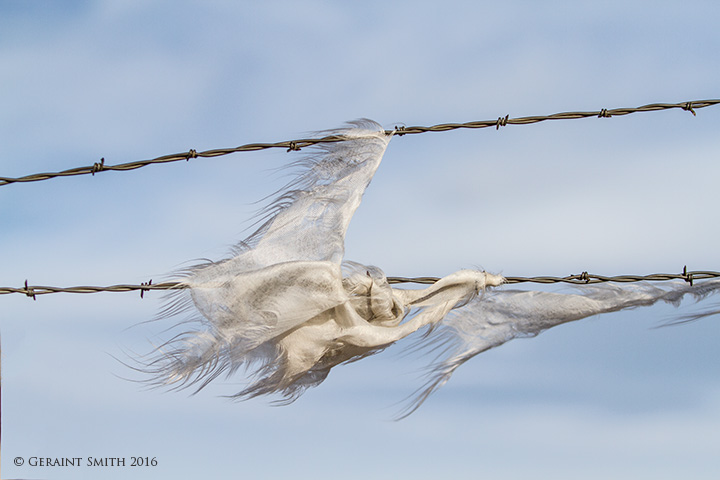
[3,269,717,299]
[1,99,718,187]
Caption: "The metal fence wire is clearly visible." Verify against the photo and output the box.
[1,99,718,187]
[2,99,719,299]
[2,268,717,300]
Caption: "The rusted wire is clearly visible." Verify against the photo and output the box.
[388,269,716,286]
[2,99,717,187]
[3,268,717,299]
[0,281,185,300]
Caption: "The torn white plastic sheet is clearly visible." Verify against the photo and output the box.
[142,120,720,415]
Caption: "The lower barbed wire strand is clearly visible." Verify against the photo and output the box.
[2,269,718,297]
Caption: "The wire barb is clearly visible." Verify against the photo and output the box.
[91,157,105,176]
[24,279,36,301]
[682,265,694,286]
[140,279,152,299]
[2,99,718,187]
[682,102,696,116]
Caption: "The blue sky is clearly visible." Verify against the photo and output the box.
[2,1,720,479]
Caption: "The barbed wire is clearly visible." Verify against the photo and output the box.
[2,99,718,187]
[3,268,716,300]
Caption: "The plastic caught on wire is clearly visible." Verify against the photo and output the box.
[140,120,720,417]
[141,120,504,404]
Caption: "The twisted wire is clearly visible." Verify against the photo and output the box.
[2,99,717,187]
[3,268,716,299]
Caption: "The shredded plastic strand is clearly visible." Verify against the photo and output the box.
[402,280,720,417]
